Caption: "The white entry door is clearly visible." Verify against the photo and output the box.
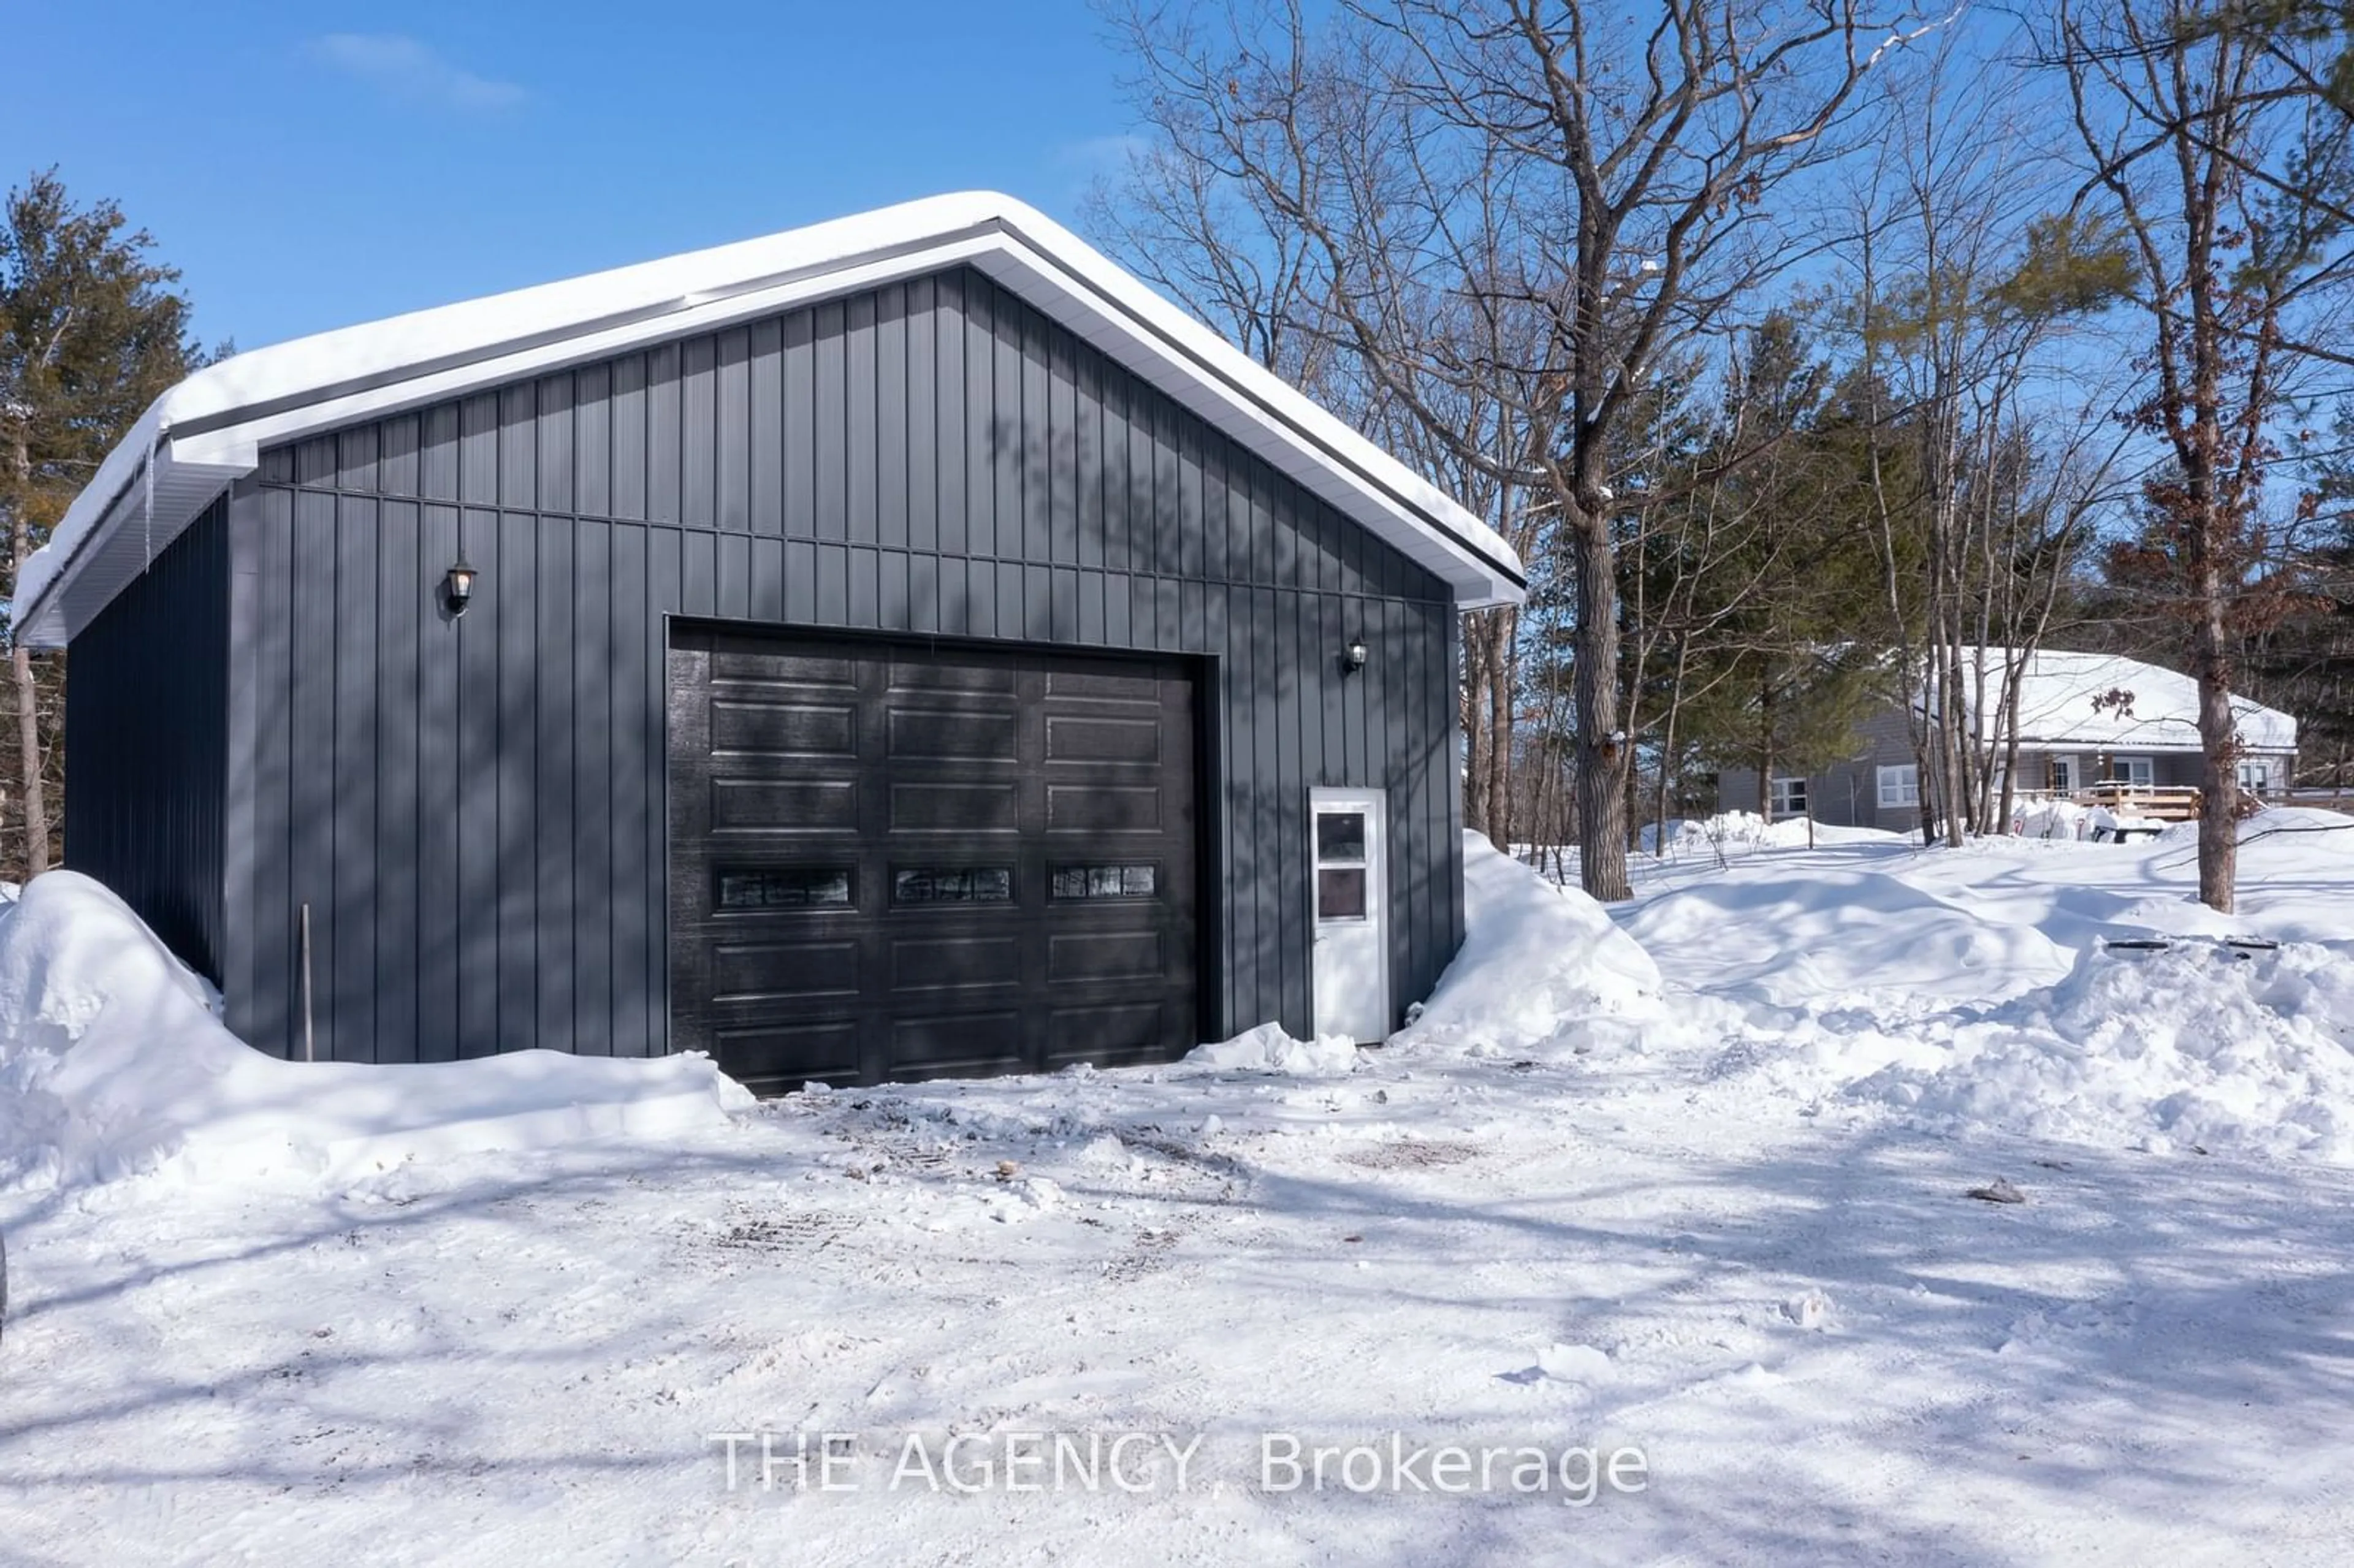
[1310,789,1388,1043]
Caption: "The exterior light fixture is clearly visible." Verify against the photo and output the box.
[443,556,478,616]
[1343,637,1369,673]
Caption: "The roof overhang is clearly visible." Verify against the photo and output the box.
[17,194,1525,647]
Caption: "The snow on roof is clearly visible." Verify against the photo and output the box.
[1957,647,2297,753]
[17,192,1525,645]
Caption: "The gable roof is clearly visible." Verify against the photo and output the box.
[1957,647,2297,753]
[17,192,1526,646]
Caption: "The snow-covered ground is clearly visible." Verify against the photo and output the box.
[4,816,2352,1564]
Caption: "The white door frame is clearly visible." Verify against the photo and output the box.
[1309,787,1389,1043]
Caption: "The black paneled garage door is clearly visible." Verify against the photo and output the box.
[667,627,1201,1090]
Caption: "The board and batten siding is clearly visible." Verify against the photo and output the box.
[64,492,232,983]
[220,265,1465,1064]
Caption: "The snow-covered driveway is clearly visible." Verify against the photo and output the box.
[4,817,2353,1564]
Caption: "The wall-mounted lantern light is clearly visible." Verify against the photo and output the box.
[1343,636,1369,674]
[443,555,478,617]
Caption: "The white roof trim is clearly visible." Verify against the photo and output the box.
[18,193,1525,646]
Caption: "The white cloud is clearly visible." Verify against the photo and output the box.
[1055,133,1153,177]
[308,34,527,113]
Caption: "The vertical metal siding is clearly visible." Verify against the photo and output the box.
[225,266,1464,1063]
[64,492,230,981]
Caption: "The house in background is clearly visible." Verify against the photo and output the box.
[22,193,1525,1090]
[1720,647,2299,833]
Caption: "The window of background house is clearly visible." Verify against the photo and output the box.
[1769,777,1809,816]
[1878,764,1921,808]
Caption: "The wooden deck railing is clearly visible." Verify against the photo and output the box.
[2076,782,2204,821]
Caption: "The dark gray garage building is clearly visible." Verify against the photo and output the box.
[21,194,1525,1089]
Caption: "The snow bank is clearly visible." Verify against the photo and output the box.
[1641,812,1900,859]
[0,873,749,1190]
[1851,940,2354,1163]
[1182,1021,1360,1077]
[1396,835,1666,1057]
[2160,804,2354,862]
[2014,799,2092,840]
[1623,870,2074,1006]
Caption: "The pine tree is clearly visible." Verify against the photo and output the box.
[1658,319,1893,822]
[2239,403,2354,785]
[1,170,202,881]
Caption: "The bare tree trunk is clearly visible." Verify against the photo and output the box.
[1460,608,1520,854]
[1462,618,1495,841]
[6,427,48,881]
[1572,503,1631,901]
[10,642,45,879]
[1486,609,1515,851]
[1911,737,1937,846]
[1653,642,1693,856]
[2192,547,2239,911]
[2005,687,2024,828]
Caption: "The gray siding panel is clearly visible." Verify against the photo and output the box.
[288,488,337,1052]
[609,520,653,1056]
[332,493,378,1061]
[537,513,577,1056]
[376,500,422,1065]
[243,486,295,1050]
[64,492,230,984]
[416,504,462,1061]
[228,265,1463,1063]
[222,482,265,1021]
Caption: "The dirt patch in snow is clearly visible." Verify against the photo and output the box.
[1339,1138,1484,1171]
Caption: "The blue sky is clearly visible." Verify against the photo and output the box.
[4,2,1139,351]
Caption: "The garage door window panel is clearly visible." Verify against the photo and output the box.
[891,866,1015,905]
[716,867,855,911]
[1052,863,1159,900]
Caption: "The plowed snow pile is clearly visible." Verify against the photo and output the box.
[0,872,747,1189]
[1394,834,1668,1057]
[1181,1020,1361,1075]
[1640,810,1902,858]
[1624,871,2075,1005]
[1848,939,2354,1162]
[1625,807,2354,1163]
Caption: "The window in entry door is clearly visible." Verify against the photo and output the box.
[1317,811,1369,919]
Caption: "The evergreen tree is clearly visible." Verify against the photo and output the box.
[1,169,203,880]
[2241,403,2354,784]
[1662,319,1893,820]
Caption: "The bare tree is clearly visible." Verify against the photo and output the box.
[2051,0,2354,910]
[1836,25,2139,844]
[1106,0,1941,898]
